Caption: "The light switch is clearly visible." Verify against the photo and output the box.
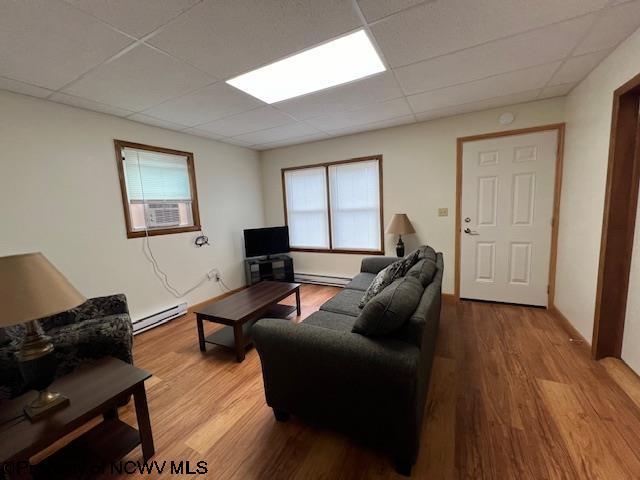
[438,208,448,217]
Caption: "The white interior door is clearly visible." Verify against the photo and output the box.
[460,130,558,306]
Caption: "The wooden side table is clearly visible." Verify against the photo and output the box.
[0,357,154,479]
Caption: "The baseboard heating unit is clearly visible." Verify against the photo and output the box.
[295,273,350,287]
[132,302,188,335]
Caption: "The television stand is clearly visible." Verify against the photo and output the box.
[245,255,294,285]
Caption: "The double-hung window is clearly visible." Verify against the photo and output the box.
[282,156,383,254]
[115,140,201,238]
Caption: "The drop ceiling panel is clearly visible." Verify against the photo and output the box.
[407,62,559,113]
[0,0,132,90]
[63,45,214,111]
[232,123,323,146]
[371,0,609,67]
[0,77,52,99]
[549,50,611,86]
[183,128,225,140]
[197,107,294,137]
[574,0,640,55]
[49,92,135,117]
[141,82,263,127]
[395,15,594,95]
[540,83,577,98]
[326,114,416,136]
[147,0,363,79]
[255,132,330,150]
[127,113,190,130]
[414,89,542,122]
[306,97,412,131]
[274,72,403,120]
[64,0,201,38]
[356,0,431,22]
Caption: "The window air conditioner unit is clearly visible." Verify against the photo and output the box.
[145,202,181,228]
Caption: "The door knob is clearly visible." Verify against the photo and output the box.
[464,228,479,235]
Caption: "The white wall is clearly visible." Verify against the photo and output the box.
[0,91,264,321]
[260,98,566,294]
[554,27,640,358]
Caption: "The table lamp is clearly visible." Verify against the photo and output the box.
[385,214,416,257]
[0,253,85,420]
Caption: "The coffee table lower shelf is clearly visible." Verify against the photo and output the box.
[200,303,297,359]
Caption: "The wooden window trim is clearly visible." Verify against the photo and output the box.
[114,139,202,239]
[281,155,384,255]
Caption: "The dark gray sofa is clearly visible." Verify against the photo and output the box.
[252,251,443,476]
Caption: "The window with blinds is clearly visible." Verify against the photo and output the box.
[283,156,383,253]
[115,140,201,238]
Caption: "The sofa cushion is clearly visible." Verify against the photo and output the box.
[303,310,357,332]
[359,249,422,308]
[319,288,364,317]
[406,259,437,287]
[353,276,424,336]
[345,272,376,291]
[421,245,437,263]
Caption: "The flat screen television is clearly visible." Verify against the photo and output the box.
[244,226,290,258]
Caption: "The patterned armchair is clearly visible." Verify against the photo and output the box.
[0,294,133,400]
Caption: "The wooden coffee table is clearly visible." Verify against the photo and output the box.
[195,281,301,362]
[0,357,153,479]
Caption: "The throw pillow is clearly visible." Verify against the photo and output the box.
[406,258,437,287]
[359,248,422,308]
[353,276,424,336]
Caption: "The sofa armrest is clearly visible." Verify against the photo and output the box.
[40,294,129,331]
[360,256,397,274]
[78,294,129,318]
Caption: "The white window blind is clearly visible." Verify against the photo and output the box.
[329,160,381,250]
[123,148,192,201]
[284,167,330,248]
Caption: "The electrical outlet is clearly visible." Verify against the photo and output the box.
[207,270,221,281]
[438,208,449,217]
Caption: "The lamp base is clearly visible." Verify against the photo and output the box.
[396,236,405,257]
[25,390,70,421]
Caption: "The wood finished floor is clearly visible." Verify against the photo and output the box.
[104,284,640,479]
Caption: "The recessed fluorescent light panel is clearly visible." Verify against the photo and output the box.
[226,30,386,104]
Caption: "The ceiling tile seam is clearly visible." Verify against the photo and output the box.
[401,58,570,102]
[135,0,207,42]
[380,9,611,72]
[130,77,252,123]
[0,75,54,95]
[256,132,331,150]
[46,1,215,102]
[536,6,612,98]
[44,39,144,100]
[175,105,269,131]
[356,0,435,26]
[413,87,545,118]
[138,41,221,82]
[324,113,415,134]
[350,0,418,122]
[55,0,139,41]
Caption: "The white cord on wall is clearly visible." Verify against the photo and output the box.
[134,151,230,298]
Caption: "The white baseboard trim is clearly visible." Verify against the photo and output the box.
[295,273,351,287]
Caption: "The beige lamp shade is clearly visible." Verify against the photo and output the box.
[0,253,85,327]
[385,214,416,235]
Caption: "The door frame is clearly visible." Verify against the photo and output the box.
[454,123,566,306]
[592,72,640,360]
